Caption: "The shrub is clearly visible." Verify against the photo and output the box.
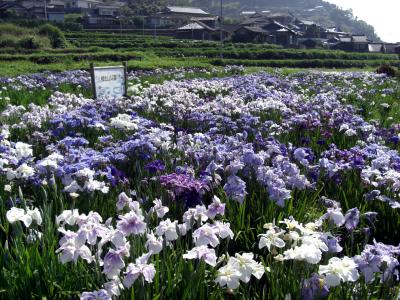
[0,35,18,48]
[0,23,33,36]
[376,64,398,77]
[38,24,67,48]
[0,24,51,50]
[87,46,109,52]
[62,22,83,32]
[10,19,47,29]
[17,36,42,49]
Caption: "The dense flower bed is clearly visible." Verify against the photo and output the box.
[0,70,399,299]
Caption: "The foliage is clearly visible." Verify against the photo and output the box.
[37,24,67,48]
[17,36,44,50]
[0,32,399,77]
[0,23,51,50]
[126,0,166,15]
[376,64,399,77]
[0,23,34,36]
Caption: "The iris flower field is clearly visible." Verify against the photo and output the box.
[0,68,399,299]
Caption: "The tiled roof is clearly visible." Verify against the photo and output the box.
[242,26,267,33]
[191,16,218,21]
[167,6,209,15]
[177,22,205,30]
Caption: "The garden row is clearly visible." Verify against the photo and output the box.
[63,32,399,60]
[152,48,399,61]
[65,37,398,61]
[0,51,142,64]
[66,38,282,51]
[1,52,398,71]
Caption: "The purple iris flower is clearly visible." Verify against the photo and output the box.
[223,175,247,204]
[355,241,400,283]
[145,160,166,174]
[160,173,209,207]
[301,273,329,300]
[344,208,360,231]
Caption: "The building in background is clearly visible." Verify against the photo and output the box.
[0,0,66,22]
[149,6,211,28]
[0,1,29,18]
[65,0,104,12]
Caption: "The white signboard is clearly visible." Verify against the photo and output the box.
[91,64,127,99]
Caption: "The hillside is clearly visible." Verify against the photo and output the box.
[185,0,381,41]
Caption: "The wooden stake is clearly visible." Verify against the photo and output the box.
[90,63,97,99]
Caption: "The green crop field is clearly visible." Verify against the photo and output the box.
[0,29,398,77]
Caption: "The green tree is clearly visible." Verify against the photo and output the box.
[127,0,166,15]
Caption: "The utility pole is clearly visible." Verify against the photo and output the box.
[44,0,48,21]
[153,13,157,40]
[142,15,145,36]
[219,0,223,58]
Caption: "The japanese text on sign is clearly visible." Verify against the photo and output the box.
[92,66,126,99]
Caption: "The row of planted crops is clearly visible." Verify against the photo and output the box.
[2,32,399,70]
[0,67,400,299]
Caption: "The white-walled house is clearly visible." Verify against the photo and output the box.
[65,0,103,10]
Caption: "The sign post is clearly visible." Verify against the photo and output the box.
[90,63,128,99]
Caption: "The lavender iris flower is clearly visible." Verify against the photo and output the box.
[102,249,126,278]
[116,211,146,236]
[355,240,400,283]
[344,208,360,231]
[223,175,247,204]
[80,289,111,300]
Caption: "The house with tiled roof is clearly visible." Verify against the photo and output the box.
[162,6,210,17]
[232,25,270,43]
[0,1,29,17]
[0,0,65,21]
[230,20,300,46]
[65,0,104,11]
[383,43,400,54]
[149,6,212,29]
[175,21,219,40]
[348,35,370,52]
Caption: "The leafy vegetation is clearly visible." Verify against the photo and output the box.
[0,23,51,50]
[37,24,67,48]
[0,31,398,77]
[0,23,67,50]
